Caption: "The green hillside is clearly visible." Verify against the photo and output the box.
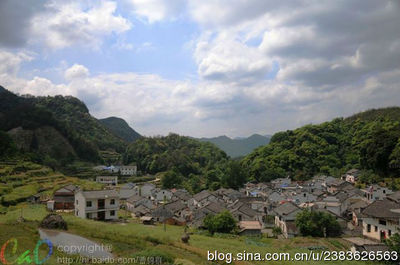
[124,133,248,192]
[199,134,270,158]
[242,107,400,182]
[0,87,132,167]
[99,116,141,142]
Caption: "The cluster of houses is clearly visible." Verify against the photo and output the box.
[44,169,400,242]
[93,165,137,176]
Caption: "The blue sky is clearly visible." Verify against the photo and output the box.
[1,0,400,137]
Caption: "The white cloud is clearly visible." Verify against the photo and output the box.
[128,0,186,23]
[194,32,272,83]
[31,1,131,49]
[64,64,90,81]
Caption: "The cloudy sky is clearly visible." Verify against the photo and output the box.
[1,0,400,137]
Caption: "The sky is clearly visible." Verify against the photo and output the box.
[1,0,400,138]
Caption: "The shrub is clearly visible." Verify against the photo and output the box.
[203,211,237,235]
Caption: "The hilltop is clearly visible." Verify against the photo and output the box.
[199,134,270,158]
[99,116,141,142]
[0,87,134,166]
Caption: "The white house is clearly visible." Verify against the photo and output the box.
[74,190,119,221]
[361,198,400,241]
[344,169,360,183]
[119,165,137,176]
[96,176,118,186]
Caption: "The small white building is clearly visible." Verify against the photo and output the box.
[344,169,360,183]
[96,176,118,186]
[74,190,119,221]
[361,198,400,241]
[119,165,137,176]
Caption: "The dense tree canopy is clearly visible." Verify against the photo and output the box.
[242,107,400,182]
[295,209,341,237]
[203,211,237,235]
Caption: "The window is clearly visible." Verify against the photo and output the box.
[86,201,92,207]
[110,210,115,216]
[375,226,378,232]
[86,213,91,219]
[379,219,387,226]
[110,199,115,205]
[389,230,392,236]
[383,190,386,194]
[367,224,371,232]
[76,200,78,205]
[76,210,79,216]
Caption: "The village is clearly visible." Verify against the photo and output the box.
[36,165,400,253]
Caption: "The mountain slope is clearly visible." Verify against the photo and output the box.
[242,107,400,182]
[199,134,270,157]
[99,117,141,142]
[0,87,128,164]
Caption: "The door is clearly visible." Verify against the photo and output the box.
[98,211,105,221]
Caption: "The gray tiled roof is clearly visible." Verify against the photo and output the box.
[80,189,119,199]
[362,198,400,219]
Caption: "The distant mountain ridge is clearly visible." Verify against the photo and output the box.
[199,134,271,158]
[99,117,141,142]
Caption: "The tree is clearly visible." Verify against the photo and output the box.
[221,161,247,189]
[385,233,400,262]
[203,211,237,235]
[161,170,183,189]
[295,209,341,237]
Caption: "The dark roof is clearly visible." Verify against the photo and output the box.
[229,201,258,217]
[388,191,400,203]
[152,206,173,219]
[172,190,192,201]
[203,201,226,214]
[126,195,143,204]
[55,184,78,194]
[119,189,137,200]
[362,198,400,219]
[273,202,300,216]
[346,169,360,176]
[164,200,187,213]
[79,189,119,199]
[193,190,214,201]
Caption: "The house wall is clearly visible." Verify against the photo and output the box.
[362,217,399,241]
[74,192,119,220]
[74,192,86,219]
[274,216,293,238]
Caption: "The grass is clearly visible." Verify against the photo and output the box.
[0,162,103,206]
[0,205,382,265]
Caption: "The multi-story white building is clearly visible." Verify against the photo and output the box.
[119,165,137,176]
[361,198,400,241]
[75,190,119,221]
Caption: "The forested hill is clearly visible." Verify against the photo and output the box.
[199,134,270,158]
[123,134,248,192]
[242,107,400,183]
[0,87,130,165]
[99,117,141,142]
